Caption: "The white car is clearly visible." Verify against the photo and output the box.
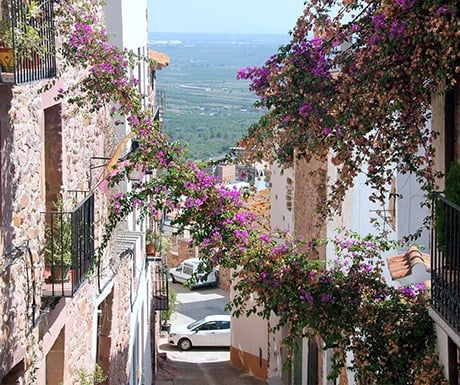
[169,258,217,288]
[168,314,231,351]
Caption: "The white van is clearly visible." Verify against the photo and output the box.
[169,258,217,288]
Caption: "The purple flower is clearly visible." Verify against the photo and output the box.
[298,103,313,117]
[310,36,323,48]
[396,0,414,10]
[300,289,314,306]
[321,293,334,304]
[389,20,407,39]
[401,287,415,298]
[372,14,387,31]
[260,233,270,244]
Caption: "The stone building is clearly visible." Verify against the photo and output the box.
[0,0,168,383]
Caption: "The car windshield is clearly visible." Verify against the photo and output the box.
[187,318,206,330]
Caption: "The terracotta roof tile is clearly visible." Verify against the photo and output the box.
[387,246,430,281]
[148,49,170,69]
[243,189,270,232]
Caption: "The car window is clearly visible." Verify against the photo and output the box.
[198,321,218,331]
[183,264,194,275]
[218,321,230,329]
[187,318,205,330]
[175,264,183,272]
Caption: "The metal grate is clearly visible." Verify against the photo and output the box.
[0,0,56,84]
[153,263,169,310]
[42,193,94,297]
[431,193,460,334]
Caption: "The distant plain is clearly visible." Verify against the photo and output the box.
[150,32,289,160]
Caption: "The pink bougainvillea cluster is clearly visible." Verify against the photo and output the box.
[238,0,460,216]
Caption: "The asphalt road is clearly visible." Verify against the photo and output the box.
[156,282,268,385]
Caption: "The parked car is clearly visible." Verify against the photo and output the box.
[169,257,217,288]
[168,314,231,351]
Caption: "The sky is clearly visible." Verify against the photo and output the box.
[148,0,306,35]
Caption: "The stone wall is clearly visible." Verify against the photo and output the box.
[0,60,123,384]
[294,156,327,259]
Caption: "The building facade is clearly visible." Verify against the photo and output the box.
[0,0,166,383]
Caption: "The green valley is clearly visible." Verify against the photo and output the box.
[151,33,287,160]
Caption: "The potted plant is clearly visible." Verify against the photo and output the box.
[160,286,177,333]
[145,230,158,256]
[145,231,171,256]
[44,196,73,282]
[0,0,47,72]
[0,2,13,72]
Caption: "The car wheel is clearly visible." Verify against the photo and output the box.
[178,338,192,351]
[171,274,177,283]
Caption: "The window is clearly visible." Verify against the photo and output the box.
[218,321,230,329]
[199,321,218,331]
[286,177,293,211]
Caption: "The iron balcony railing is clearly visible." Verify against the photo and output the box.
[153,263,169,311]
[0,0,56,84]
[42,193,94,297]
[149,89,165,121]
[431,193,460,334]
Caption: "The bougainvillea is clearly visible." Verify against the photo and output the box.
[238,0,460,217]
[52,0,449,382]
[228,229,447,384]
[53,0,256,267]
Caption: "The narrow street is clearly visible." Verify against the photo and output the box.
[156,283,268,385]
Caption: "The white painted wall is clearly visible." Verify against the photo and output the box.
[105,0,148,50]
[103,1,152,384]
[397,172,430,251]
[270,164,294,234]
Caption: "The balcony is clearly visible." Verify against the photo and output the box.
[149,89,165,121]
[153,263,169,310]
[0,0,56,84]
[42,194,94,297]
[430,193,460,336]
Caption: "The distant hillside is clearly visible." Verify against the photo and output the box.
[150,32,287,160]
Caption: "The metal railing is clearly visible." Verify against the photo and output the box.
[431,193,460,334]
[149,89,165,121]
[42,194,94,297]
[0,0,56,84]
[153,263,169,310]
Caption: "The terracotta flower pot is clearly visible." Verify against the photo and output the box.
[50,263,71,283]
[0,47,14,72]
[146,243,156,256]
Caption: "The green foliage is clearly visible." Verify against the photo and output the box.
[44,195,73,266]
[146,231,172,255]
[436,161,460,255]
[161,285,177,324]
[154,35,278,160]
[145,230,159,245]
[445,162,460,205]
[0,0,48,58]
[75,364,107,385]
